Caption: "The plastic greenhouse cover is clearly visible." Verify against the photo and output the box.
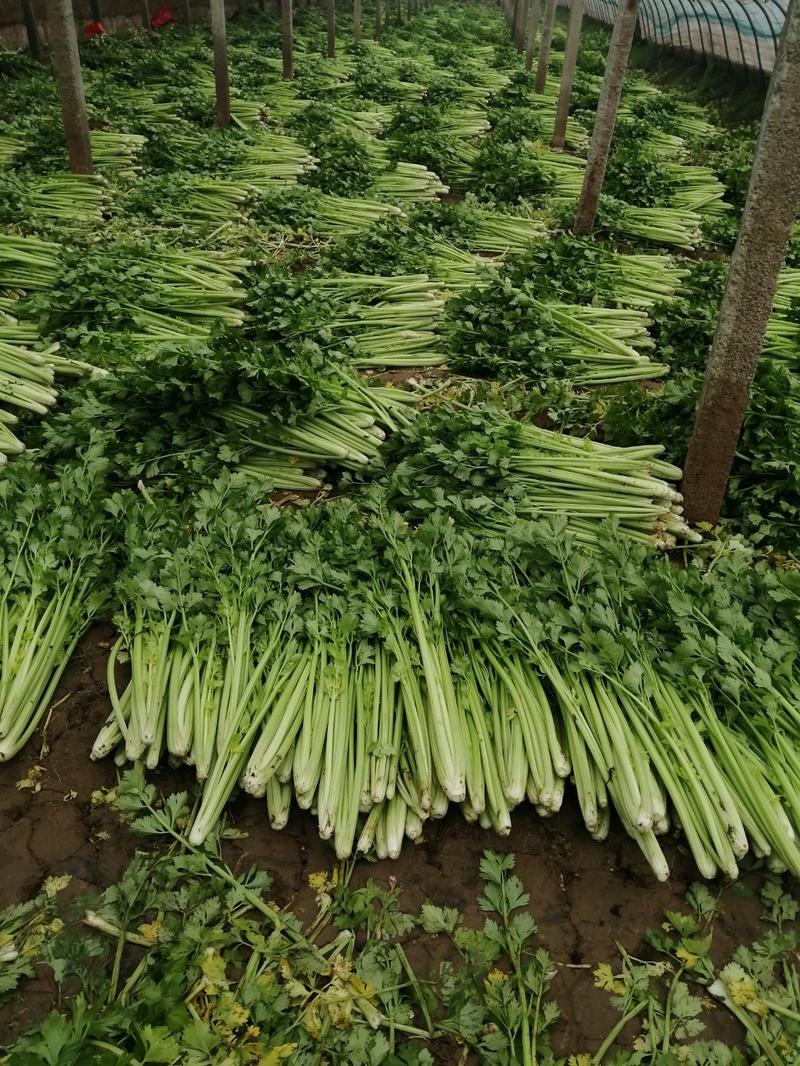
[562,0,788,72]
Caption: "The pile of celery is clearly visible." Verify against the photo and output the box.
[89,483,800,881]
[0,457,110,761]
[0,173,108,228]
[308,272,448,368]
[229,374,419,488]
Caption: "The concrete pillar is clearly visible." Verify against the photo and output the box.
[327,0,335,56]
[551,0,584,148]
[534,0,556,93]
[140,0,150,28]
[21,0,44,61]
[45,0,92,174]
[282,0,293,79]
[525,0,539,71]
[573,0,641,233]
[513,0,526,48]
[354,0,362,39]
[375,0,381,36]
[210,0,230,127]
[682,0,800,525]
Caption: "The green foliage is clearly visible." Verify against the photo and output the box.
[469,137,556,205]
[8,783,800,1065]
[605,130,676,207]
[303,126,377,196]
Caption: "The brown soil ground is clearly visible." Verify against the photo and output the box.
[0,625,769,1058]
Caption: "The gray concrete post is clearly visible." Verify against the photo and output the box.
[534,0,556,93]
[140,0,150,28]
[551,0,584,147]
[513,0,526,49]
[525,0,539,71]
[354,0,362,39]
[282,0,293,79]
[45,0,93,174]
[682,0,800,525]
[210,0,230,127]
[21,0,44,61]
[573,0,641,234]
[327,0,335,56]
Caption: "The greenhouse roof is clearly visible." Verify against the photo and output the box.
[574,0,788,72]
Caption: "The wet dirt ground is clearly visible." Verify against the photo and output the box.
[0,625,766,1057]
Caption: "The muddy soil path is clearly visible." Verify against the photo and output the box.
[0,626,764,1057]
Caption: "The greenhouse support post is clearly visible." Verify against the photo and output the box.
[21,0,44,61]
[573,0,641,233]
[210,0,231,128]
[327,0,335,57]
[525,0,539,71]
[552,0,584,147]
[282,0,293,79]
[45,0,93,174]
[354,0,361,39]
[534,0,557,93]
[682,0,800,525]
[513,0,526,49]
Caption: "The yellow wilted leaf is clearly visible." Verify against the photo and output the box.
[201,950,228,993]
[331,955,353,982]
[726,972,768,1018]
[676,946,699,970]
[303,1001,322,1040]
[16,766,46,793]
[284,976,309,1000]
[350,974,376,1001]
[326,988,353,1030]
[215,992,249,1030]
[260,1043,298,1065]
[593,963,625,995]
[137,915,163,945]
[568,1056,592,1066]
[43,874,71,898]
